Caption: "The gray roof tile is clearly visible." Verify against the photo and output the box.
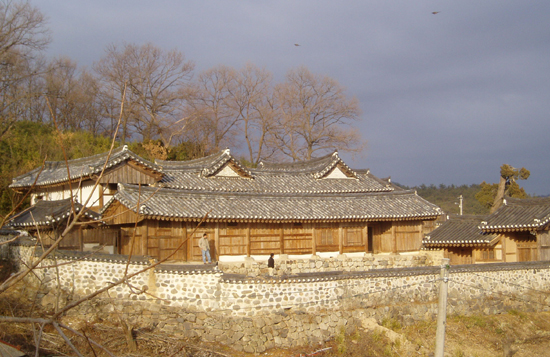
[423,215,498,247]
[480,196,550,231]
[7,199,101,228]
[103,183,442,222]
[10,145,162,188]
[157,150,390,194]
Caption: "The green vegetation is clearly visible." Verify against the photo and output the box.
[399,164,533,216]
[0,121,204,218]
[398,183,489,215]
[381,317,402,332]
[0,121,113,216]
[476,164,530,212]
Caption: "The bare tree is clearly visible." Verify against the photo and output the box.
[44,58,104,134]
[94,42,194,145]
[185,65,239,152]
[233,63,277,165]
[0,0,49,139]
[272,66,363,161]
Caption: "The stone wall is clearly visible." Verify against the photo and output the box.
[3,242,550,353]
[219,252,435,276]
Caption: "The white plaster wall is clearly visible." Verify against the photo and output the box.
[30,181,99,207]
[79,182,99,207]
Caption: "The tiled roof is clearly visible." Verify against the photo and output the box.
[157,150,391,194]
[156,148,253,178]
[7,199,101,228]
[258,151,358,179]
[423,215,498,247]
[10,145,162,188]
[102,183,442,222]
[158,169,391,194]
[479,196,550,232]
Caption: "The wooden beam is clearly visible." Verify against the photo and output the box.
[98,184,104,209]
[78,227,83,252]
[392,224,397,253]
[246,223,251,257]
[312,224,316,255]
[363,225,368,253]
[280,226,284,254]
[184,223,189,262]
[143,219,149,257]
[339,224,343,254]
[215,222,219,261]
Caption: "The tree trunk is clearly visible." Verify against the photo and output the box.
[490,176,507,213]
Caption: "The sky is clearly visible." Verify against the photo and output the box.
[34,0,550,196]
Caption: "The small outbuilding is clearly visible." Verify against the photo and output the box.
[423,196,550,264]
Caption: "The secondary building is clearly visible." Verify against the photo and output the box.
[422,197,550,264]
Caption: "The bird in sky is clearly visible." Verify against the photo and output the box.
[432,11,440,14]
[294,44,300,46]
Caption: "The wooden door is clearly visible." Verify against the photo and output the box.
[315,223,339,252]
[367,226,373,253]
[283,223,312,254]
[250,223,281,255]
[218,223,247,256]
[119,227,143,255]
[517,241,538,262]
[342,225,365,253]
[538,231,550,261]
[158,235,186,261]
[189,227,215,261]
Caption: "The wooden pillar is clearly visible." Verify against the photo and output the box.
[78,226,83,251]
[339,224,343,254]
[114,229,118,254]
[312,224,317,255]
[502,235,506,263]
[143,219,149,256]
[183,223,189,262]
[392,224,397,253]
[215,222,220,261]
[246,223,251,257]
[363,225,368,253]
[98,184,104,209]
[279,226,284,254]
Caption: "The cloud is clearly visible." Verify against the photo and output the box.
[39,0,550,195]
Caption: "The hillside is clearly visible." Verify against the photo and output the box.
[398,183,489,215]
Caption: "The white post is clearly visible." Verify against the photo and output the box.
[435,258,450,357]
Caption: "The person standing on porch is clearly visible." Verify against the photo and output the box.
[268,253,275,276]
[199,233,212,264]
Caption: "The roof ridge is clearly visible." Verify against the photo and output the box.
[117,183,425,200]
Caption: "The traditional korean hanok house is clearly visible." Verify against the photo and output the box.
[5,199,107,251]
[422,196,550,264]
[100,149,443,262]
[421,215,499,264]
[8,146,162,252]
[9,145,163,211]
[479,196,550,262]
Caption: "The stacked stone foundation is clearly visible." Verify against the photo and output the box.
[3,243,550,353]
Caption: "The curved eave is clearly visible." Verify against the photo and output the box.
[10,154,162,190]
[422,242,493,248]
[157,185,393,194]
[422,235,499,247]
[141,214,441,224]
[480,225,542,233]
[8,211,103,228]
